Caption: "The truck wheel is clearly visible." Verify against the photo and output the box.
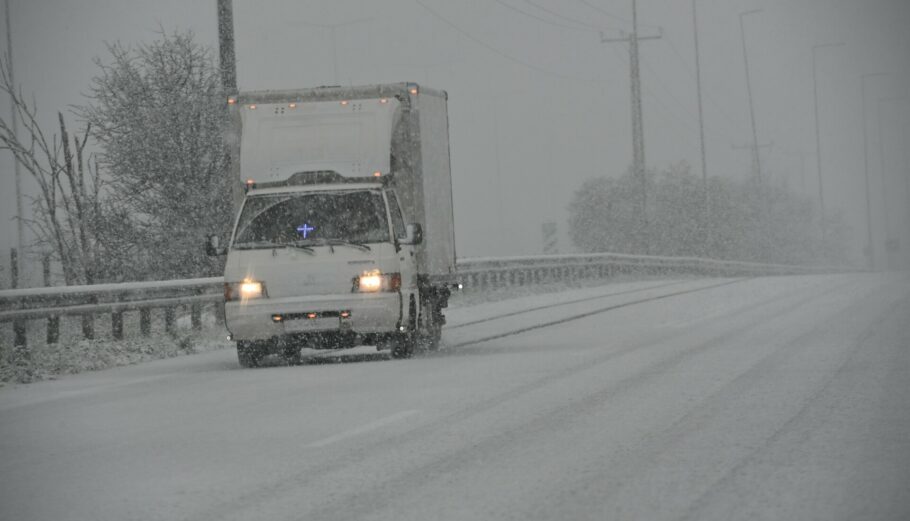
[420,324,442,352]
[391,298,418,359]
[237,340,268,368]
[417,295,444,352]
[390,333,416,359]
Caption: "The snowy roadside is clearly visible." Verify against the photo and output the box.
[0,314,233,385]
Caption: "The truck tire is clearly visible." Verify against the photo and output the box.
[417,292,444,352]
[390,333,416,359]
[237,340,268,368]
[391,298,418,359]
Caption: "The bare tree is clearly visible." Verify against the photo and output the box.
[0,58,104,286]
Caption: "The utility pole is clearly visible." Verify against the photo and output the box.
[4,0,23,284]
[216,0,237,93]
[216,0,244,209]
[739,9,763,183]
[601,0,660,253]
[812,42,844,243]
[860,73,887,270]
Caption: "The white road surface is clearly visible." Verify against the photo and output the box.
[1,273,909,521]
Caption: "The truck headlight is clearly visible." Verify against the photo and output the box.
[224,279,267,301]
[353,270,401,293]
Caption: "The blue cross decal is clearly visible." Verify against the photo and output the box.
[297,223,315,238]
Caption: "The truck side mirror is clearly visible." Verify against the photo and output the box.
[402,223,423,245]
[205,234,226,256]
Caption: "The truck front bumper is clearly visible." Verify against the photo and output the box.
[225,292,406,342]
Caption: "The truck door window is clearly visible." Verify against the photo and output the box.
[386,191,407,240]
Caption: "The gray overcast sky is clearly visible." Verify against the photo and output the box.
[2,0,908,273]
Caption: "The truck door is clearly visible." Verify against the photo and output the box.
[385,190,418,294]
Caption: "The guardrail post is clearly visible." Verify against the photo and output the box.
[82,312,95,340]
[139,308,151,336]
[111,311,124,340]
[191,293,202,331]
[43,255,59,344]
[214,300,225,326]
[110,290,124,340]
[164,306,176,334]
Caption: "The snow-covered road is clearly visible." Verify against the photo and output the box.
[1,274,909,521]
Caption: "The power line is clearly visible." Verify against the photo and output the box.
[639,54,741,144]
[662,35,743,135]
[607,46,713,156]
[493,0,599,33]
[574,0,661,29]
[414,0,602,83]
[522,0,621,33]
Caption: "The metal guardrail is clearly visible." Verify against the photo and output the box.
[456,252,841,289]
[0,253,845,347]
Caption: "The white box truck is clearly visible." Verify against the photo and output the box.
[207,83,459,366]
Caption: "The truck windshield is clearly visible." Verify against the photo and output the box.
[232,190,390,249]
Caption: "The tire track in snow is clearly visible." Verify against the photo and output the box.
[447,278,748,349]
[445,279,688,330]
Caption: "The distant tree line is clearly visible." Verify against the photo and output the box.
[0,30,231,284]
[568,162,850,266]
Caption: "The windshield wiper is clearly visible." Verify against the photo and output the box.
[287,241,316,255]
[327,239,372,252]
[232,241,315,255]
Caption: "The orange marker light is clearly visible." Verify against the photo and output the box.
[340,100,349,106]
[307,312,318,319]
[227,97,237,105]
[288,103,297,108]
[373,171,382,177]
[340,311,351,318]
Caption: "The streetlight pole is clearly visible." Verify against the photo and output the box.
[875,98,892,269]
[692,0,708,188]
[691,0,711,253]
[811,42,844,243]
[860,72,888,270]
[739,9,763,184]
[876,97,909,269]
